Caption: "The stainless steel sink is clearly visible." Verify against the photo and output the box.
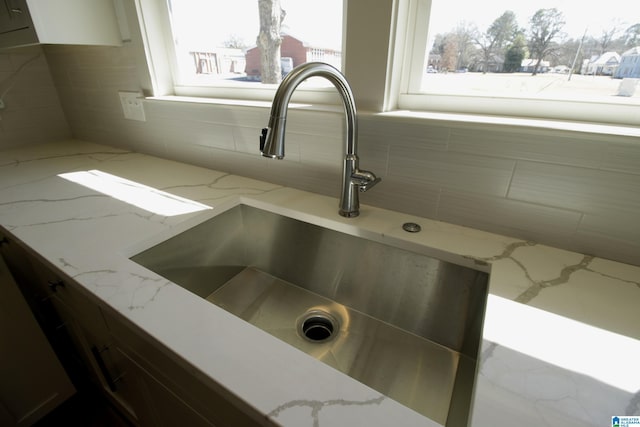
[130,204,489,426]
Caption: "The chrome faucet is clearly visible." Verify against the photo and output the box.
[259,62,381,218]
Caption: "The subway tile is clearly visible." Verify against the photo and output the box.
[294,164,342,197]
[509,161,640,215]
[438,190,582,246]
[207,147,270,183]
[165,142,215,170]
[287,108,344,135]
[67,68,101,89]
[357,134,389,177]
[233,125,301,160]
[144,116,235,151]
[263,156,303,187]
[145,99,268,128]
[449,126,605,168]
[360,176,440,218]
[298,133,343,168]
[82,89,124,112]
[389,144,515,197]
[573,211,640,265]
[97,66,140,90]
[600,137,640,175]
[233,125,269,155]
[359,115,450,151]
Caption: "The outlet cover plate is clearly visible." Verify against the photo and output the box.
[119,91,146,121]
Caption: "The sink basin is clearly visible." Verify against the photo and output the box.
[131,204,489,426]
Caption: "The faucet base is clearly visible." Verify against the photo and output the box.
[339,210,360,218]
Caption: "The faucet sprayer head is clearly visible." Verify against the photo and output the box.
[259,118,286,159]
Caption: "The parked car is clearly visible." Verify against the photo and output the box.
[281,57,293,77]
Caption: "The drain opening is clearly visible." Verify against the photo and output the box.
[299,312,338,342]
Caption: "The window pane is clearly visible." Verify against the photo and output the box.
[166,0,343,86]
[420,0,640,103]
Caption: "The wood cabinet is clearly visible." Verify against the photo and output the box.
[0,230,261,427]
[0,0,122,49]
[103,310,261,427]
[0,1,31,36]
[0,246,75,426]
[0,232,136,424]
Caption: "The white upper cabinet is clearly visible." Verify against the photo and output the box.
[0,0,123,49]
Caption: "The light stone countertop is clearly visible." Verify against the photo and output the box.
[1,140,638,427]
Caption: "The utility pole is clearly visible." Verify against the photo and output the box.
[568,28,588,81]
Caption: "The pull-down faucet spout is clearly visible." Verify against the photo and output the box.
[259,62,381,218]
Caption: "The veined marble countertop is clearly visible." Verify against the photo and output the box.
[1,140,638,427]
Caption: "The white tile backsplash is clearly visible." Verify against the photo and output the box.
[448,126,606,168]
[509,161,640,215]
[40,43,640,266]
[388,145,516,197]
[437,190,583,247]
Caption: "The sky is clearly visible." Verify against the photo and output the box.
[169,0,637,51]
[170,0,342,51]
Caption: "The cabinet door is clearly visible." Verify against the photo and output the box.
[118,349,217,427]
[0,0,30,34]
[105,311,261,427]
[0,0,121,48]
[0,234,137,423]
[0,253,75,426]
[51,297,138,422]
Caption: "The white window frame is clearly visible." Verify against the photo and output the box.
[396,0,640,127]
[134,0,638,129]
[134,0,355,105]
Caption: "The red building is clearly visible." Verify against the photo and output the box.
[245,34,341,80]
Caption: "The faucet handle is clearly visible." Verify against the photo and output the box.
[359,176,381,192]
[352,170,381,192]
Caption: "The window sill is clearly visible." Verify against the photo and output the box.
[147,95,345,114]
[398,92,640,135]
[376,109,640,138]
[146,95,640,139]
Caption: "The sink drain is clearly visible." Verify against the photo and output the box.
[298,310,338,343]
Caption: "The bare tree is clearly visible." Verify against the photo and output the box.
[624,23,640,47]
[441,21,478,71]
[224,34,248,50]
[527,8,566,75]
[257,0,286,84]
[598,20,626,54]
[475,11,519,73]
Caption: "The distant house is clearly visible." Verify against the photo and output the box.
[244,34,341,80]
[520,59,550,73]
[614,46,640,78]
[581,52,621,76]
[474,54,504,73]
[189,48,245,76]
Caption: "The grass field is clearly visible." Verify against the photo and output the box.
[421,72,639,102]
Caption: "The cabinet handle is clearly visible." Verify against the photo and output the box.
[10,8,23,14]
[47,280,65,292]
[91,345,118,392]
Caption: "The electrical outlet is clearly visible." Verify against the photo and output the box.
[119,91,146,121]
